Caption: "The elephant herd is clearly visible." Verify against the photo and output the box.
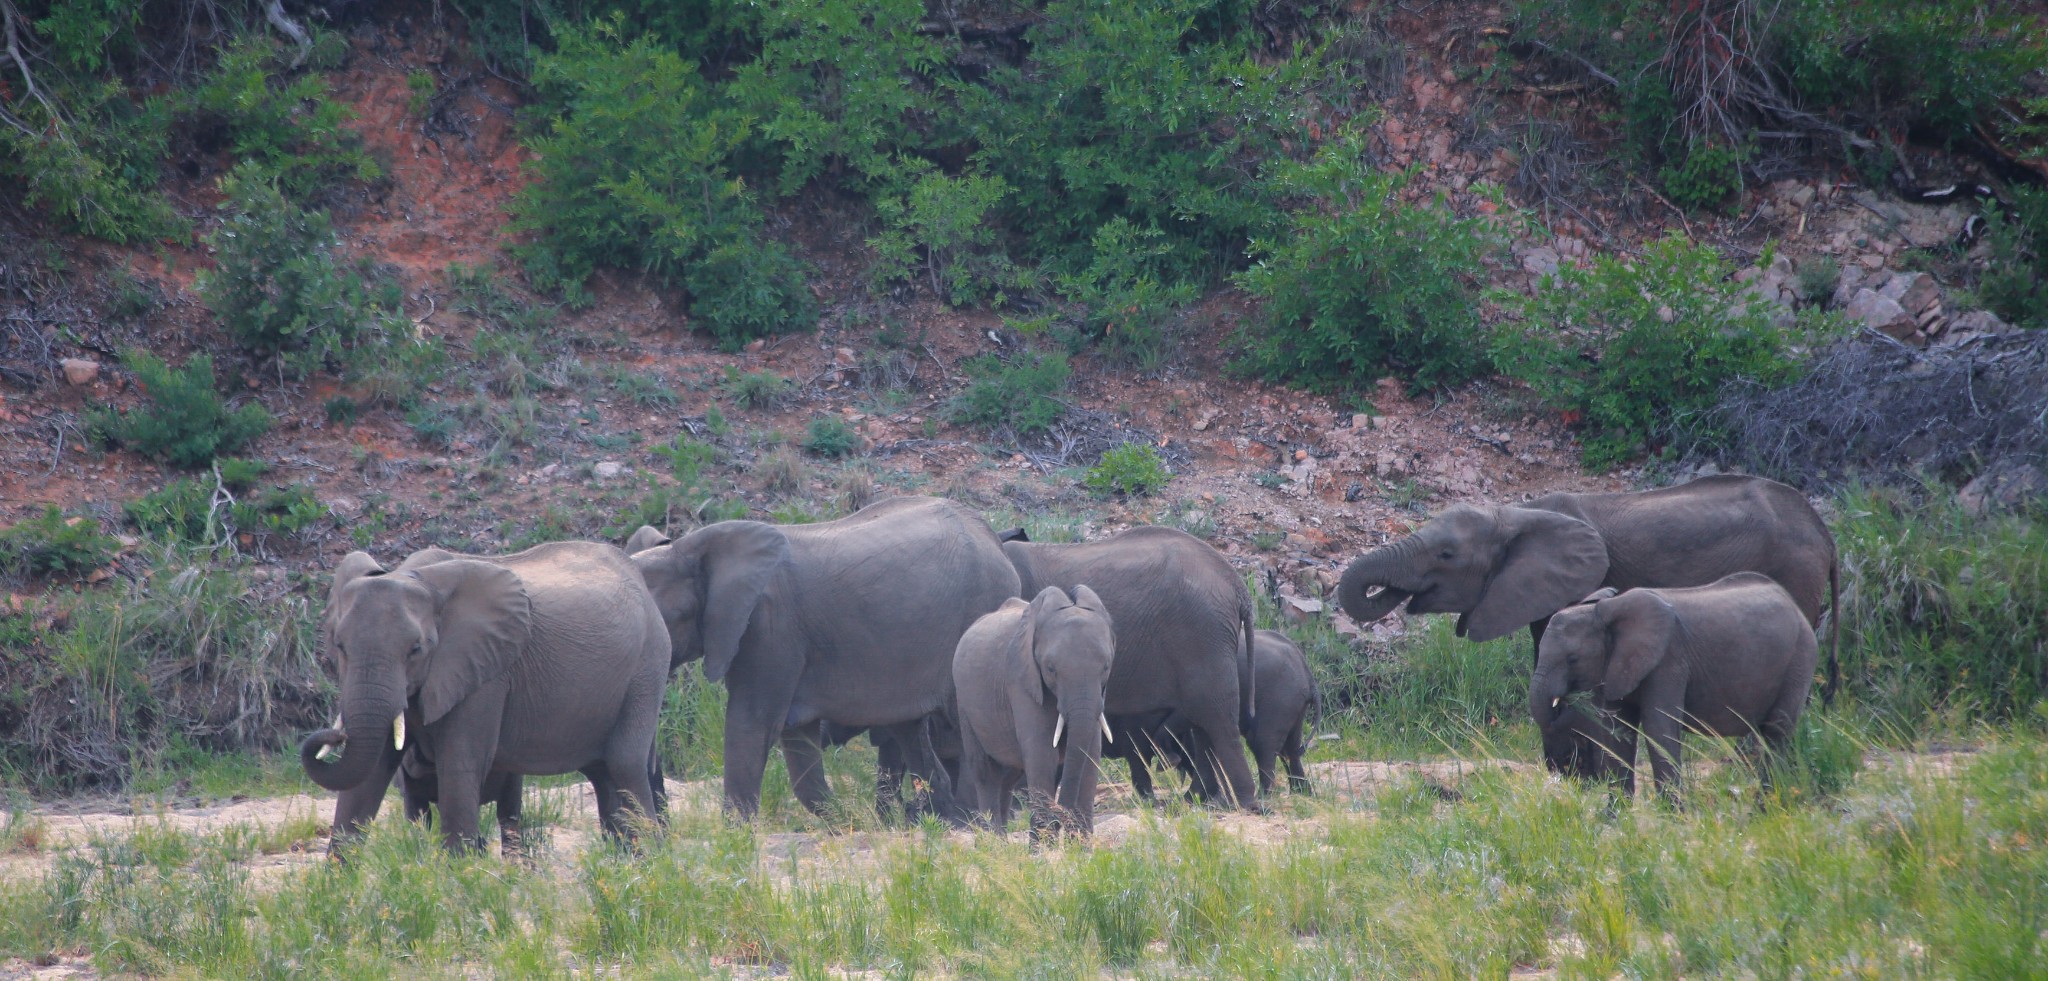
[301,473,1837,853]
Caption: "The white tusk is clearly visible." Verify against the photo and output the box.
[392,715,406,751]
[1053,714,1065,748]
[1101,714,1114,744]
[316,714,344,760]
[1551,697,1561,709]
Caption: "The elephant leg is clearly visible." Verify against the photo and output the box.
[721,681,796,820]
[873,728,907,822]
[583,764,622,838]
[1120,737,1158,802]
[1282,720,1312,795]
[1642,704,1686,801]
[1185,699,1260,811]
[780,727,832,817]
[328,746,403,857]
[490,774,525,857]
[1253,734,1279,797]
[600,736,659,841]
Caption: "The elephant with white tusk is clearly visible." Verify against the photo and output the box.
[302,542,670,853]
[954,586,1117,838]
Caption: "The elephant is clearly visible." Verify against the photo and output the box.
[816,715,965,823]
[1002,526,1263,810]
[301,541,670,851]
[1336,474,1840,698]
[629,495,1020,819]
[1530,573,1819,796]
[398,743,526,854]
[954,586,1117,837]
[1117,628,1320,799]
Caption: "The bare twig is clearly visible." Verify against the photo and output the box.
[1522,36,1621,88]
[263,0,313,69]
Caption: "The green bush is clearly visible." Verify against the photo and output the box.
[801,416,861,458]
[125,475,326,547]
[0,507,118,580]
[1656,141,1749,213]
[1835,485,2048,725]
[86,351,271,469]
[183,37,378,198]
[721,0,944,195]
[1977,185,2048,330]
[722,369,794,409]
[198,168,402,374]
[1051,219,1198,370]
[947,351,1071,435]
[1493,234,1827,468]
[508,21,815,346]
[868,169,1022,307]
[1084,444,1171,498]
[1235,138,1504,392]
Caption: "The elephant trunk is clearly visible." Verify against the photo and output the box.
[1337,539,1419,624]
[1529,651,1586,774]
[301,681,404,793]
[1053,688,1106,836]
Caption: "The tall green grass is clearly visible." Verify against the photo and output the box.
[5,735,2045,975]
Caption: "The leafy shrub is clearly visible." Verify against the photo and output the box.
[869,169,1022,307]
[721,0,944,195]
[508,21,815,345]
[1977,185,2048,330]
[1796,255,1842,306]
[126,474,326,546]
[801,416,861,458]
[682,237,819,350]
[946,351,1070,435]
[1657,141,1748,213]
[86,351,271,468]
[405,401,458,448]
[950,0,1319,279]
[0,507,118,580]
[183,37,379,198]
[1235,139,1504,392]
[198,168,401,374]
[1494,234,1827,469]
[1051,219,1198,370]
[1084,444,1171,497]
[612,370,680,408]
[722,369,795,409]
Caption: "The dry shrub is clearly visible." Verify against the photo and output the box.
[1700,329,2048,493]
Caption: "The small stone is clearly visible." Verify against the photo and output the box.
[1281,595,1325,624]
[1294,449,1310,462]
[593,461,626,479]
[1843,289,1915,341]
[1656,305,1677,324]
[1859,254,1887,270]
[1520,246,1560,278]
[744,338,766,352]
[60,358,99,386]
[1352,413,1370,429]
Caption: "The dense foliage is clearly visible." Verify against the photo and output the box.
[1493,235,1832,468]
[84,352,272,469]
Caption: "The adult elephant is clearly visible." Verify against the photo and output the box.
[1336,474,1839,693]
[302,542,670,851]
[1001,526,1263,810]
[630,496,1019,819]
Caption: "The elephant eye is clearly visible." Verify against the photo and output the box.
[1438,548,1454,560]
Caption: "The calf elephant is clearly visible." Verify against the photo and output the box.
[302,542,670,851]
[1530,573,1819,796]
[1336,474,1839,699]
[630,496,1019,818]
[816,715,965,824]
[1003,526,1262,810]
[955,586,1117,837]
[1121,628,1319,798]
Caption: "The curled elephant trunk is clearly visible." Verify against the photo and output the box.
[300,691,403,792]
[1338,543,1417,624]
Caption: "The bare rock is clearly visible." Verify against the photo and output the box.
[1520,246,1560,278]
[593,461,626,480]
[1281,594,1325,625]
[1958,459,2048,515]
[1843,289,1916,341]
[60,358,100,386]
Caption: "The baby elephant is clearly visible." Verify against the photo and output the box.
[954,585,1116,837]
[1133,628,1320,799]
[1531,573,1818,796]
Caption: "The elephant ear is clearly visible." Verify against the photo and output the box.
[1462,508,1610,643]
[1020,587,1067,706]
[996,526,1030,544]
[409,559,533,725]
[691,522,790,683]
[1601,590,1679,699]
[323,552,387,665]
[624,525,671,556]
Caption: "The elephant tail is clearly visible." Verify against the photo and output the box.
[1822,556,1841,706]
[1238,600,1256,734]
